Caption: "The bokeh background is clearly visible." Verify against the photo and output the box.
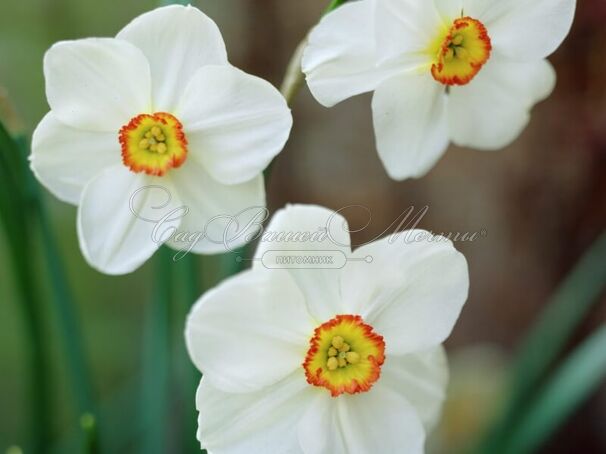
[0,0,605,453]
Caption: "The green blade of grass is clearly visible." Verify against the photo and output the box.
[0,121,52,453]
[16,131,97,419]
[476,231,606,452]
[503,326,606,454]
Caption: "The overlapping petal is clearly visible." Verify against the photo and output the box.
[44,38,151,131]
[185,268,314,393]
[298,382,425,454]
[254,204,351,322]
[302,0,407,107]
[117,4,228,112]
[482,0,576,61]
[380,346,449,431]
[165,159,266,255]
[373,0,443,65]
[77,165,181,275]
[372,74,449,180]
[176,65,292,185]
[448,55,556,149]
[341,231,468,355]
[31,113,120,204]
[196,374,311,454]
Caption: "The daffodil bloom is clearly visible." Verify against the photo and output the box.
[31,5,292,274]
[186,204,469,453]
[303,0,576,180]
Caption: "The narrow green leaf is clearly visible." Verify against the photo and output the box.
[503,326,606,454]
[510,231,606,400]
[0,121,52,453]
[476,231,606,452]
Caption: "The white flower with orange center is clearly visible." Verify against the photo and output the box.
[30,5,292,274]
[185,204,469,453]
[303,0,576,180]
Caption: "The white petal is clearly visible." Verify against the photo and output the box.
[176,65,292,185]
[302,0,406,107]
[448,55,556,150]
[196,373,310,454]
[372,74,449,180]
[381,347,449,432]
[164,159,266,255]
[77,165,181,275]
[117,5,228,112]
[30,113,120,205]
[341,231,468,355]
[44,38,151,131]
[486,0,576,61]
[254,204,351,323]
[185,268,314,393]
[434,0,514,24]
[298,382,425,454]
[373,0,444,65]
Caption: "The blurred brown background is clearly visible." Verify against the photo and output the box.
[0,0,605,452]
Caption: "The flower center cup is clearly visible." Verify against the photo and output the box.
[430,16,492,86]
[119,112,188,176]
[303,315,385,397]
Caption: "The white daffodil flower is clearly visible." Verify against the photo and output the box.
[302,0,576,180]
[186,204,469,453]
[30,5,292,275]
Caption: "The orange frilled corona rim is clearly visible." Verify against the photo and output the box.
[431,16,492,86]
[303,314,385,397]
[119,112,188,177]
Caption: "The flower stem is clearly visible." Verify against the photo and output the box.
[269,0,350,181]
[139,246,172,454]
[174,253,202,453]
[325,0,348,13]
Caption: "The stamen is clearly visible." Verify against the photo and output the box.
[430,16,492,86]
[331,336,344,349]
[303,314,386,397]
[454,47,469,59]
[346,352,360,364]
[327,357,338,371]
[119,112,188,176]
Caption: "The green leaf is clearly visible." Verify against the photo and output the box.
[510,231,606,402]
[476,231,606,452]
[503,326,606,454]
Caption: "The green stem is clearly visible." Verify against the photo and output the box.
[80,413,99,454]
[139,246,172,454]
[174,253,202,453]
[325,0,347,13]
[269,0,349,180]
